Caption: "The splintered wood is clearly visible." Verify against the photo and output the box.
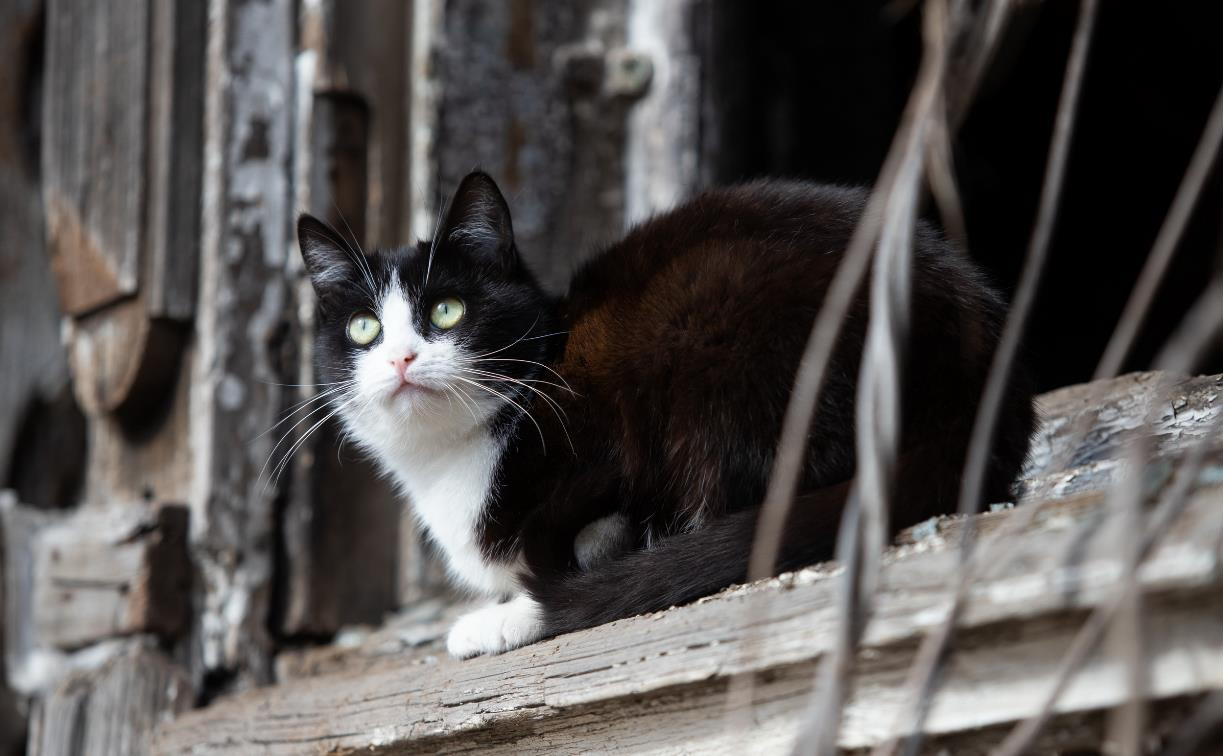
[1,497,191,695]
[154,372,1223,754]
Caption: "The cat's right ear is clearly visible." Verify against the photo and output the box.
[439,171,517,271]
[298,214,355,295]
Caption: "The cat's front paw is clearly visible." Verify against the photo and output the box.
[446,595,544,658]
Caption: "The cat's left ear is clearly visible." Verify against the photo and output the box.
[439,171,517,270]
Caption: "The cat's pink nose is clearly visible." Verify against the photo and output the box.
[391,354,417,381]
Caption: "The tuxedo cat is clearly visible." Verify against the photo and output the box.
[297,172,1033,658]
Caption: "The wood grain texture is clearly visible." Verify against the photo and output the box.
[155,373,1223,754]
[42,0,203,420]
[29,642,191,756]
[0,0,80,515]
[190,0,298,689]
[423,0,632,292]
[1,495,190,692]
[42,0,148,316]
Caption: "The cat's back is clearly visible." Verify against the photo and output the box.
[566,180,864,305]
[559,181,869,379]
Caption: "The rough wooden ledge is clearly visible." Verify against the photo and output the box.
[156,480,1223,753]
[154,372,1223,754]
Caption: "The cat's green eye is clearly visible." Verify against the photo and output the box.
[347,311,381,345]
[430,297,465,330]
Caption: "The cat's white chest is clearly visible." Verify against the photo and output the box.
[371,429,519,596]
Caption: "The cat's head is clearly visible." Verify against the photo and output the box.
[297,172,558,451]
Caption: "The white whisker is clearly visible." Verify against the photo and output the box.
[452,375,547,453]
[472,357,575,394]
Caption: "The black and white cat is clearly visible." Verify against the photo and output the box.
[296,172,1034,658]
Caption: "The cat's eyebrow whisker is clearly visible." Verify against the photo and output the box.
[313,222,379,301]
[331,202,381,298]
[452,375,548,454]
[424,190,447,287]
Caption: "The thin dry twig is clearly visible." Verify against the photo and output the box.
[788,3,951,753]
[724,0,957,732]
[1093,80,1223,381]
[992,279,1223,756]
[874,0,1100,752]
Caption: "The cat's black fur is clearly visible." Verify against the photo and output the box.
[300,171,1034,645]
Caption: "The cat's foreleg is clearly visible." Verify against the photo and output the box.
[446,594,544,658]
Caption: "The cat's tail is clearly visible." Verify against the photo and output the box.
[525,483,849,640]
[525,424,1028,639]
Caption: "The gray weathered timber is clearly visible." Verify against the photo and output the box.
[32,504,189,650]
[154,374,1223,754]
[422,0,633,291]
[41,0,148,316]
[1,495,190,693]
[29,642,191,756]
[624,0,701,224]
[191,0,297,688]
[1020,371,1223,501]
[153,473,1223,754]
[0,0,80,514]
[43,0,204,423]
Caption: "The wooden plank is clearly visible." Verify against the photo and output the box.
[33,503,190,649]
[190,0,297,690]
[42,0,148,316]
[271,371,1223,684]
[29,642,192,756]
[143,0,206,321]
[1021,371,1223,500]
[0,0,84,513]
[42,0,203,422]
[624,0,701,225]
[153,442,1223,752]
[1,495,190,682]
[424,0,632,291]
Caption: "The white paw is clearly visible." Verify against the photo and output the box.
[446,595,544,658]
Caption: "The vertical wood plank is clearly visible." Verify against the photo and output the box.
[426,0,631,291]
[624,0,701,224]
[42,0,149,315]
[145,0,207,321]
[192,0,297,688]
[28,643,191,756]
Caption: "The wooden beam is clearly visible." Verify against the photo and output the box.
[153,372,1223,754]
[1,495,190,693]
[29,642,191,756]
[191,0,297,688]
